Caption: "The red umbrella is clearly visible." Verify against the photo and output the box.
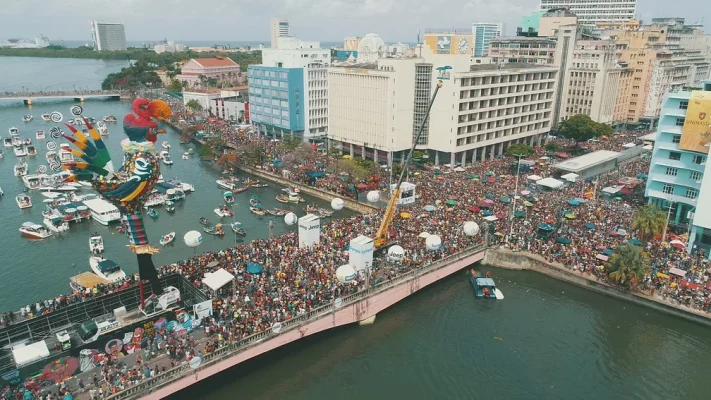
[680,280,700,290]
[468,206,480,213]
[495,213,506,219]
[487,177,496,183]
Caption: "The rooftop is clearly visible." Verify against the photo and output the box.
[552,150,620,173]
[468,63,555,72]
[192,57,239,68]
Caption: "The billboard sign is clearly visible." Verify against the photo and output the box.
[680,91,711,153]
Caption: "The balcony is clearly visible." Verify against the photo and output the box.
[646,189,698,207]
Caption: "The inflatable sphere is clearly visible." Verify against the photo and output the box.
[367,190,380,203]
[184,231,203,248]
[336,264,357,283]
[387,245,405,261]
[463,221,480,236]
[425,235,442,251]
[331,198,345,211]
[284,212,298,226]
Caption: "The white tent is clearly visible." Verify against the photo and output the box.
[12,340,50,367]
[622,142,636,148]
[643,144,653,150]
[202,268,235,291]
[483,215,498,222]
[537,177,565,190]
[561,173,579,182]
[527,174,542,181]
[602,185,624,194]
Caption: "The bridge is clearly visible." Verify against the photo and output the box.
[0,90,125,105]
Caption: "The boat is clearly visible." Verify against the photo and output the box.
[469,270,501,300]
[288,192,304,203]
[214,206,235,218]
[232,185,249,194]
[224,191,235,204]
[11,137,22,147]
[204,224,225,236]
[14,162,28,177]
[164,188,185,202]
[267,208,290,216]
[249,197,260,207]
[16,194,32,209]
[59,144,74,162]
[72,117,84,125]
[231,222,246,235]
[83,198,121,225]
[188,148,194,154]
[251,183,268,188]
[146,207,159,218]
[89,256,127,283]
[275,194,290,203]
[250,206,266,216]
[4,138,13,147]
[89,234,105,255]
[165,200,176,213]
[305,205,333,218]
[22,138,31,145]
[182,152,189,160]
[159,232,175,246]
[19,222,51,239]
[103,115,117,123]
[199,217,210,225]
[216,178,238,190]
[9,127,19,136]
[35,130,45,139]
[43,217,69,233]
[0,186,3,196]
[243,178,260,186]
[282,187,301,195]
[161,141,170,150]
[46,151,59,164]
[14,146,26,157]
[26,145,37,156]
[97,122,109,136]
[0,149,3,159]
[144,192,165,208]
[41,114,52,122]
[38,183,78,193]
[161,152,173,166]
[22,115,33,122]
[22,174,44,189]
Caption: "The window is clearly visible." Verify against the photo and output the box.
[669,152,681,161]
[675,117,685,126]
[693,155,706,165]
[662,184,674,194]
[672,135,681,144]
[665,167,678,176]
[679,101,688,110]
[690,171,702,181]
[686,188,698,200]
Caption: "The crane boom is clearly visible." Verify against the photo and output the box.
[374,80,444,248]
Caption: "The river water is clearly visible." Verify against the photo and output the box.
[2,57,711,400]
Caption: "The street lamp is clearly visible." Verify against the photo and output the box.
[508,153,526,240]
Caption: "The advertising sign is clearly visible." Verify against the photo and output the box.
[193,300,214,319]
[680,91,711,153]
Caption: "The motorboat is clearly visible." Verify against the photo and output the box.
[165,180,195,193]
[243,178,260,186]
[231,222,246,235]
[161,151,173,166]
[59,144,74,162]
[103,115,117,123]
[38,184,78,192]
[97,122,109,136]
[22,174,45,189]
[12,144,24,157]
[46,151,59,164]
[9,127,19,136]
[144,192,165,208]
[161,141,170,150]
[216,178,238,190]
[199,217,210,225]
[3,138,13,147]
[267,208,290,216]
[159,232,175,246]
[14,162,28,177]
[288,192,304,203]
[224,191,235,204]
[43,217,69,233]
[469,270,502,300]
[182,152,189,160]
[26,145,37,156]
[22,138,31,145]
[233,185,249,194]
[146,207,159,218]
[275,194,289,203]
[282,187,301,195]
[214,206,235,218]
[251,183,268,188]
[36,130,46,139]
[83,198,121,225]
[41,192,64,199]
[22,115,33,122]
[0,186,3,196]
[187,148,194,154]
[164,200,175,213]
[16,194,32,209]
[19,222,51,239]
[41,114,52,122]
[0,149,3,159]
[89,256,127,283]
[250,206,266,216]
[90,234,104,254]
[305,205,333,218]
[72,117,84,125]
[249,197,260,207]
[164,188,185,202]
[204,224,225,236]
[11,137,22,147]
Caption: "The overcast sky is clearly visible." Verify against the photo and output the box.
[1,0,707,43]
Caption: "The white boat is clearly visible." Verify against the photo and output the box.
[182,152,189,160]
[0,150,3,159]
[164,188,185,202]
[214,207,235,218]
[22,138,31,145]
[19,222,51,239]
[41,114,51,122]
[103,115,117,123]
[59,144,74,162]
[97,122,109,136]
[26,145,37,156]
[46,151,59,164]
[9,127,19,136]
[282,187,301,195]
[72,118,84,125]
[14,147,26,157]
[161,151,173,165]
[83,198,121,225]
[89,256,127,283]
[44,218,69,233]
[16,194,32,209]
[90,234,104,254]
[38,184,77,192]
[22,115,33,122]
[494,288,505,299]
[161,141,170,149]
[14,162,28,177]
[11,137,22,147]
[288,192,304,203]
[0,186,3,196]
[35,130,46,139]
[22,174,45,190]
[144,192,165,207]
[159,232,175,246]
[3,138,13,147]
[216,179,237,190]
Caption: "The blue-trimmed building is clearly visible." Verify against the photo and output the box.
[334,50,357,61]
[248,66,305,139]
[645,81,711,256]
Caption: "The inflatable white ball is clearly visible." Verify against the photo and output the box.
[284,212,298,226]
[367,190,380,203]
[387,245,405,261]
[463,221,480,237]
[335,264,357,283]
[331,198,345,211]
[184,231,203,248]
[425,235,442,251]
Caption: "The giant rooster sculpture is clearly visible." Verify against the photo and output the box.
[62,98,172,307]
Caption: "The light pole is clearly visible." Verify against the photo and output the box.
[661,196,674,243]
[508,153,526,240]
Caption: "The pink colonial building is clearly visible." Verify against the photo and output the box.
[176,56,244,87]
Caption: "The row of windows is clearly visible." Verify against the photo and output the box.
[662,184,699,199]
[665,168,703,181]
[668,151,706,164]
[459,92,554,111]
[249,88,289,99]
[456,122,550,147]
[459,72,555,87]
[249,70,289,79]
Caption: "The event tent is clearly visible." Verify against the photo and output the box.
[537,177,565,190]
[202,268,235,291]
[527,175,542,181]
[561,173,579,182]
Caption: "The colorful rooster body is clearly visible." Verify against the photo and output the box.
[62,98,172,303]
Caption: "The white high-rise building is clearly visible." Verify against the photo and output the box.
[270,18,290,48]
[472,23,504,57]
[539,0,636,26]
[90,21,126,51]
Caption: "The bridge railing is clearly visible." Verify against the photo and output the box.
[0,90,122,98]
[106,243,487,399]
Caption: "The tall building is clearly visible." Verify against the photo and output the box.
[270,18,290,48]
[90,21,126,51]
[489,37,558,65]
[539,0,636,26]
[472,23,504,56]
[645,81,711,257]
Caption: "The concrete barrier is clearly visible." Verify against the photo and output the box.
[482,248,711,327]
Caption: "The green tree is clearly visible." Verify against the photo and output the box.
[505,143,534,158]
[544,142,560,152]
[338,159,371,182]
[632,204,666,241]
[167,79,183,91]
[607,244,651,288]
[198,144,214,160]
[186,99,203,111]
[557,115,613,143]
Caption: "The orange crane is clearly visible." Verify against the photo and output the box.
[374,80,444,249]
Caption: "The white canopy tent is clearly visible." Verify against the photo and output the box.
[12,340,50,367]
[602,185,624,195]
[561,173,579,182]
[537,177,565,190]
[202,268,235,291]
[483,215,499,222]
[527,174,542,181]
[622,142,636,148]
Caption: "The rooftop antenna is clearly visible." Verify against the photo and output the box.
[417,30,422,57]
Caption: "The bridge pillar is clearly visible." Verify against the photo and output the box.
[358,315,376,325]
[24,99,32,106]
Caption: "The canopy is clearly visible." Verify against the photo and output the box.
[622,142,636,148]
[400,212,411,219]
[538,223,554,231]
[97,259,120,274]
[418,232,431,238]
[424,205,435,212]
[527,174,542,181]
[567,199,581,206]
[446,200,458,206]
[564,213,576,219]
[668,267,687,277]
[469,174,479,179]
[561,173,579,182]
[556,237,571,244]
[247,263,264,274]
[627,238,643,246]
[514,210,526,218]
[483,215,498,222]
[537,177,564,190]
[499,197,511,204]
[584,223,596,230]
[602,249,614,256]
[202,268,235,291]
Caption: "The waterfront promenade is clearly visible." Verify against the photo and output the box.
[0,90,123,104]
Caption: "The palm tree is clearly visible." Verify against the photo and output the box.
[632,204,666,241]
[607,244,651,289]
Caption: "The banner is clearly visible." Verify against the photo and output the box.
[679,91,711,153]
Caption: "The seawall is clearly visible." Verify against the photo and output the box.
[482,248,711,327]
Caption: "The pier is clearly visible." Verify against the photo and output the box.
[0,90,124,105]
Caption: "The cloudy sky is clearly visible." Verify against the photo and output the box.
[1,0,707,43]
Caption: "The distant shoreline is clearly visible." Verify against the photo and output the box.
[0,47,261,62]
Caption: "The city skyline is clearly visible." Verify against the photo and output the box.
[0,0,707,42]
